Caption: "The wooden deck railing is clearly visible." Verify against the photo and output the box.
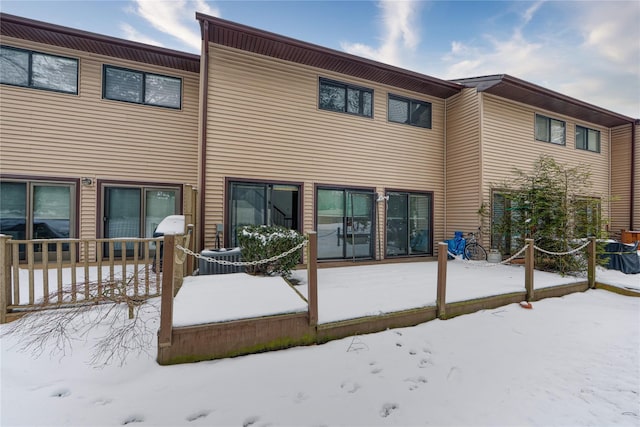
[0,235,165,323]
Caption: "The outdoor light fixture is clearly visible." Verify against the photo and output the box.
[81,177,93,186]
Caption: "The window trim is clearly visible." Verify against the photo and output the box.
[384,189,434,257]
[573,196,601,237]
[534,113,566,145]
[0,45,79,94]
[387,94,432,129]
[97,180,183,239]
[575,125,601,153]
[318,77,373,118]
[0,175,79,261]
[102,64,183,110]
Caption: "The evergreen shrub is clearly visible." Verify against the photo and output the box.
[237,225,305,277]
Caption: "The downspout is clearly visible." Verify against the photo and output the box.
[198,19,210,252]
[631,121,637,230]
[443,98,447,239]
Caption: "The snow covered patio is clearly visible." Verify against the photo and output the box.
[173,259,588,327]
[162,241,638,364]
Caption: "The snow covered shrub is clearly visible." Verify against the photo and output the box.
[237,225,305,277]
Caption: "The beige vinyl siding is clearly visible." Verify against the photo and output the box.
[445,88,481,241]
[635,123,640,231]
[204,44,446,254]
[0,37,199,240]
[480,94,611,235]
[610,124,633,236]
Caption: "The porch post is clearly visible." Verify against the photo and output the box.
[436,241,448,319]
[525,238,534,301]
[158,233,175,349]
[307,231,318,327]
[587,237,596,289]
[0,235,11,324]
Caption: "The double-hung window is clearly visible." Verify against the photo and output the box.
[388,95,432,128]
[103,65,182,109]
[0,45,78,94]
[318,78,372,117]
[575,125,600,153]
[535,114,565,145]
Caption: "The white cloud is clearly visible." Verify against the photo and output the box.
[440,2,640,117]
[125,0,220,52]
[340,0,422,67]
[119,23,164,47]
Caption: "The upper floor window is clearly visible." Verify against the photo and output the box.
[535,114,565,145]
[318,77,372,117]
[0,45,78,94]
[103,65,182,109]
[575,125,600,153]
[388,94,432,128]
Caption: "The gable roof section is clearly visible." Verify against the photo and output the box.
[196,13,462,99]
[453,74,635,128]
[0,13,200,73]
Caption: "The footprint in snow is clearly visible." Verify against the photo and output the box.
[186,410,210,422]
[418,358,432,368]
[293,391,309,403]
[92,397,112,406]
[122,415,144,425]
[243,416,260,427]
[51,388,70,398]
[409,349,417,355]
[380,403,399,418]
[340,381,361,394]
[370,367,383,374]
[405,376,428,390]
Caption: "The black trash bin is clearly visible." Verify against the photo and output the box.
[152,215,185,272]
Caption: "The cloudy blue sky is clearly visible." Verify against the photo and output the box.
[2,0,638,118]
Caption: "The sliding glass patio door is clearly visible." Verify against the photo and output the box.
[317,188,374,260]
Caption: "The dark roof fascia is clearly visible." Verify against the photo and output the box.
[452,74,636,128]
[196,13,462,99]
[0,13,200,73]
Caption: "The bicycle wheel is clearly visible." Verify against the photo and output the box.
[464,243,487,261]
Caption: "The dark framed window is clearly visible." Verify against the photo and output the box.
[227,181,300,247]
[0,45,78,94]
[103,65,182,109]
[319,78,372,117]
[574,197,600,237]
[535,114,565,145]
[101,183,181,258]
[575,125,600,153]
[0,178,77,260]
[316,187,375,260]
[388,95,432,128]
[386,191,432,256]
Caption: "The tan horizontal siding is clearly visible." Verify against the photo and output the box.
[0,36,199,183]
[0,36,200,240]
[204,44,446,250]
[635,123,640,231]
[480,93,611,232]
[445,88,481,240]
[610,124,632,235]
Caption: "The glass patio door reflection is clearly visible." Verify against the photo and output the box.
[317,188,374,260]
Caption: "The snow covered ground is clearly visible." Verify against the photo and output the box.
[1,261,639,426]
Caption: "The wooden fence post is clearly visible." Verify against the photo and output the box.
[588,237,596,289]
[158,234,176,349]
[307,231,318,327]
[525,238,534,301]
[0,235,11,324]
[437,241,448,319]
